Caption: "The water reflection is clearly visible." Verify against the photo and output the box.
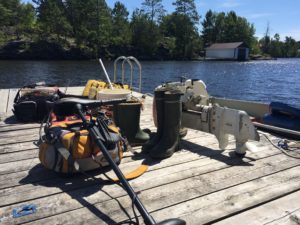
[0,58,299,107]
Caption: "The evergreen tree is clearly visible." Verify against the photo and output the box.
[111,1,131,46]
[269,33,283,57]
[131,8,159,57]
[170,0,200,59]
[141,0,165,23]
[222,11,255,47]
[202,10,255,51]
[34,0,71,41]
[284,36,297,57]
[0,0,20,27]
[0,0,36,42]
[202,10,217,47]
[64,0,112,49]
[16,3,35,40]
[1,0,300,59]
[173,0,199,23]
[259,22,271,54]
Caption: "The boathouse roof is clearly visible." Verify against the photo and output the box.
[206,42,247,50]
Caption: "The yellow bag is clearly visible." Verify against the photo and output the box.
[82,80,130,98]
[39,117,148,180]
[39,120,123,174]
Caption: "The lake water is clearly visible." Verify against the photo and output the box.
[0,58,299,107]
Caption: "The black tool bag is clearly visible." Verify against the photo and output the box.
[13,83,60,122]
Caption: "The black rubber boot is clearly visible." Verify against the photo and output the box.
[142,89,165,153]
[113,102,150,146]
[150,91,182,159]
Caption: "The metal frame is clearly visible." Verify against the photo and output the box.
[113,56,142,92]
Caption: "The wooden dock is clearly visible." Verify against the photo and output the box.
[0,87,300,225]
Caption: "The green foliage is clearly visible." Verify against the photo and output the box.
[161,0,201,59]
[201,10,217,46]
[34,0,71,41]
[283,36,298,57]
[202,10,256,51]
[15,3,35,39]
[63,0,112,48]
[173,0,200,24]
[131,9,160,57]
[259,28,300,58]
[111,1,131,46]
[142,0,165,23]
[1,0,299,59]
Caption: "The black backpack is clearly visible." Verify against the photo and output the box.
[13,83,60,122]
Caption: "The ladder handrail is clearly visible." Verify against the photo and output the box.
[113,56,142,92]
[113,56,127,83]
[127,56,142,93]
[121,58,133,88]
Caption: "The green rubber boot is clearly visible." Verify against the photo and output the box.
[142,89,165,153]
[113,102,150,146]
[150,91,182,159]
[179,127,188,138]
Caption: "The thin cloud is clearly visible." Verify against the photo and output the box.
[220,1,241,8]
[197,2,207,7]
[248,13,274,19]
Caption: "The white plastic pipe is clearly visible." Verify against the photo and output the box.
[99,58,113,89]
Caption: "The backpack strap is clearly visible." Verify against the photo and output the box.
[112,163,148,182]
[13,85,28,104]
[46,117,149,180]
[54,135,148,180]
[96,115,149,181]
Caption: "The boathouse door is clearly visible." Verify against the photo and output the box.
[237,48,247,61]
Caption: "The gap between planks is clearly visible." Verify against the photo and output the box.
[7,149,300,225]
[0,140,293,224]
[213,190,300,225]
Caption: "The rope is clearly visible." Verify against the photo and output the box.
[259,131,300,159]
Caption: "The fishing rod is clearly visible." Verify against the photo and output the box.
[52,97,186,225]
[99,58,114,89]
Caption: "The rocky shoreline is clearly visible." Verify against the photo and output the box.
[0,40,278,61]
[0,40,95,60]
[0,40,176,60]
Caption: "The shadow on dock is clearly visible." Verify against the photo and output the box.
[19,164,136,224]
[2,115,18,124]
[180,139,255,166]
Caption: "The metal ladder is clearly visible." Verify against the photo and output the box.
[113,56,142,93]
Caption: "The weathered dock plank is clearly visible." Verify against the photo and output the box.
[4,150,298,225]
[0,89,9,114]
[6,88,18,116]
[151,166,300,225]
[0,141,37,154]
[214,190,300,225]
[0,86,299,225]
[0,149,37,164]
[0,135,224,191]
[0,137,291,224]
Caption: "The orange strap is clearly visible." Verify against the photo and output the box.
[112,164,149,182]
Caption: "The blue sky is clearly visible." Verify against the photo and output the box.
[22,0,300,41]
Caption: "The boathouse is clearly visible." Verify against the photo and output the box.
[205,42,249,60]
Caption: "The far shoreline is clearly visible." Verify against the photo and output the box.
[0,40,291,62]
